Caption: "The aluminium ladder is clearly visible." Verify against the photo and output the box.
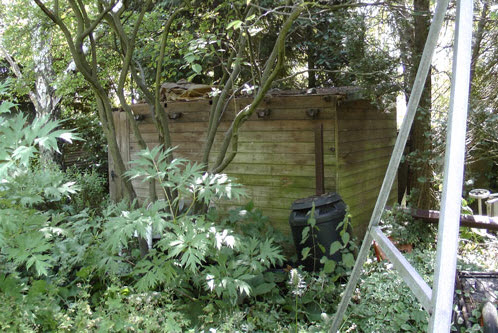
[329,0,474,332]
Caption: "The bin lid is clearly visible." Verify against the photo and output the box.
[291,192,342,210]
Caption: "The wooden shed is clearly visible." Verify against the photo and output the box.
[109,89,397,237]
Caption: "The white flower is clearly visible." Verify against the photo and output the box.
[206,274,215,291]
[288,269,307,296]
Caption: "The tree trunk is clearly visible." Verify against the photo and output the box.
[307,26,316,89]
[32,22,61,165]
[470,1,489,85]
[406,0,434,209]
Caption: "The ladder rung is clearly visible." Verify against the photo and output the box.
[371,226,433,312]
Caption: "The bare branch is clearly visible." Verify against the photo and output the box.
[212,4,304,173]
[67,0,85,35]
[201,7,255,167]
[274,68,390,83]
[154,7,188,150]
[0,46,43,112]
[81,0,117,42]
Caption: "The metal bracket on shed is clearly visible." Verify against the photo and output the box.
[306,108,320,119]
[134,114,145,122]
[168,112,182,120]
[257,109,271,119]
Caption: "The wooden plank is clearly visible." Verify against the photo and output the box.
[132,100,212,114]
[131,95,338,114]
[133,181,335,203]
[131,96,336,117]
[333,105,340,185]
[252,94,338,109]
[137,119,334,134]
[343,188,397,215]
[120,112,130,167]
[229,174,336,189]
[338,129,397,144]
[339,137,396,154]
[243,185,324,200]
[338,164,389,189]
[143,151,337,168]
[163,108,338,122]
[164,110,227,123]
[245,107,336,121]
[339,177,384,197]
[341,190,381,211]
[223,163,336,177]
[130,130,335,145]
[138,121,215,132]
[219,196,297,211]
[109,112,120,201]
[390,207,498,231]
[339,146,394,165]
[337,107,396,120]
[340,173,396,200]
[228,152,336,166]
[338,159,389,178]
[129,132,160,143]
[315,124,325,195]
[131,141,337,155]
[337,100,374,110]
[339,119,398,130]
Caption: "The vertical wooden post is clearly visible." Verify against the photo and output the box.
[109,110,130,202]
[109,111,122,201]
[120,111,130,171]
[315,123,324,195]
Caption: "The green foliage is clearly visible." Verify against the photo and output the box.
[0,95,78,277]
[342,249,433,332]
[60,111,108,175]
[381,204,437,248]
[126,145,245,215]
[64,166,108,213]
[299,205,358,279]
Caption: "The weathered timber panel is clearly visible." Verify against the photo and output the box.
[109,112,129,202]
[345,189,398,237]
[130,130,335,144]
[110,93,398,239]
[119,95,339,233]
[336,100,397,238]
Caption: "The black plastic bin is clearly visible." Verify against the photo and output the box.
[289,192,347,271]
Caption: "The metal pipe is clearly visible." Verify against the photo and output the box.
[329,0,451,331]
[428,0,474,331]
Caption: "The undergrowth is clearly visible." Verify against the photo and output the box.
[1,89,495,332]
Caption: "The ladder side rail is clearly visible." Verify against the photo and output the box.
[428,0,474,331]
[371,227,433,311]
[329,1,451,331]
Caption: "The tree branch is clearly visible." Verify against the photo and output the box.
[81,0,117,42]
[154,7,188,152]
[201,7,255,167]
[212,3,304,174]
[0,46,43,112]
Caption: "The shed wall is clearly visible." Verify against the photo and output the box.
[125,95,338,234]
[109,95,397,238]
[336,100,398,237]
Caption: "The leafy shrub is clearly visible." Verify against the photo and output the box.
[60,110,108,175]
[342,250,432,332]
[3,87,492,331]
[64,165,108,213]
[96,146,286,307]
[0,98,78,277]
[381,204,437,248]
